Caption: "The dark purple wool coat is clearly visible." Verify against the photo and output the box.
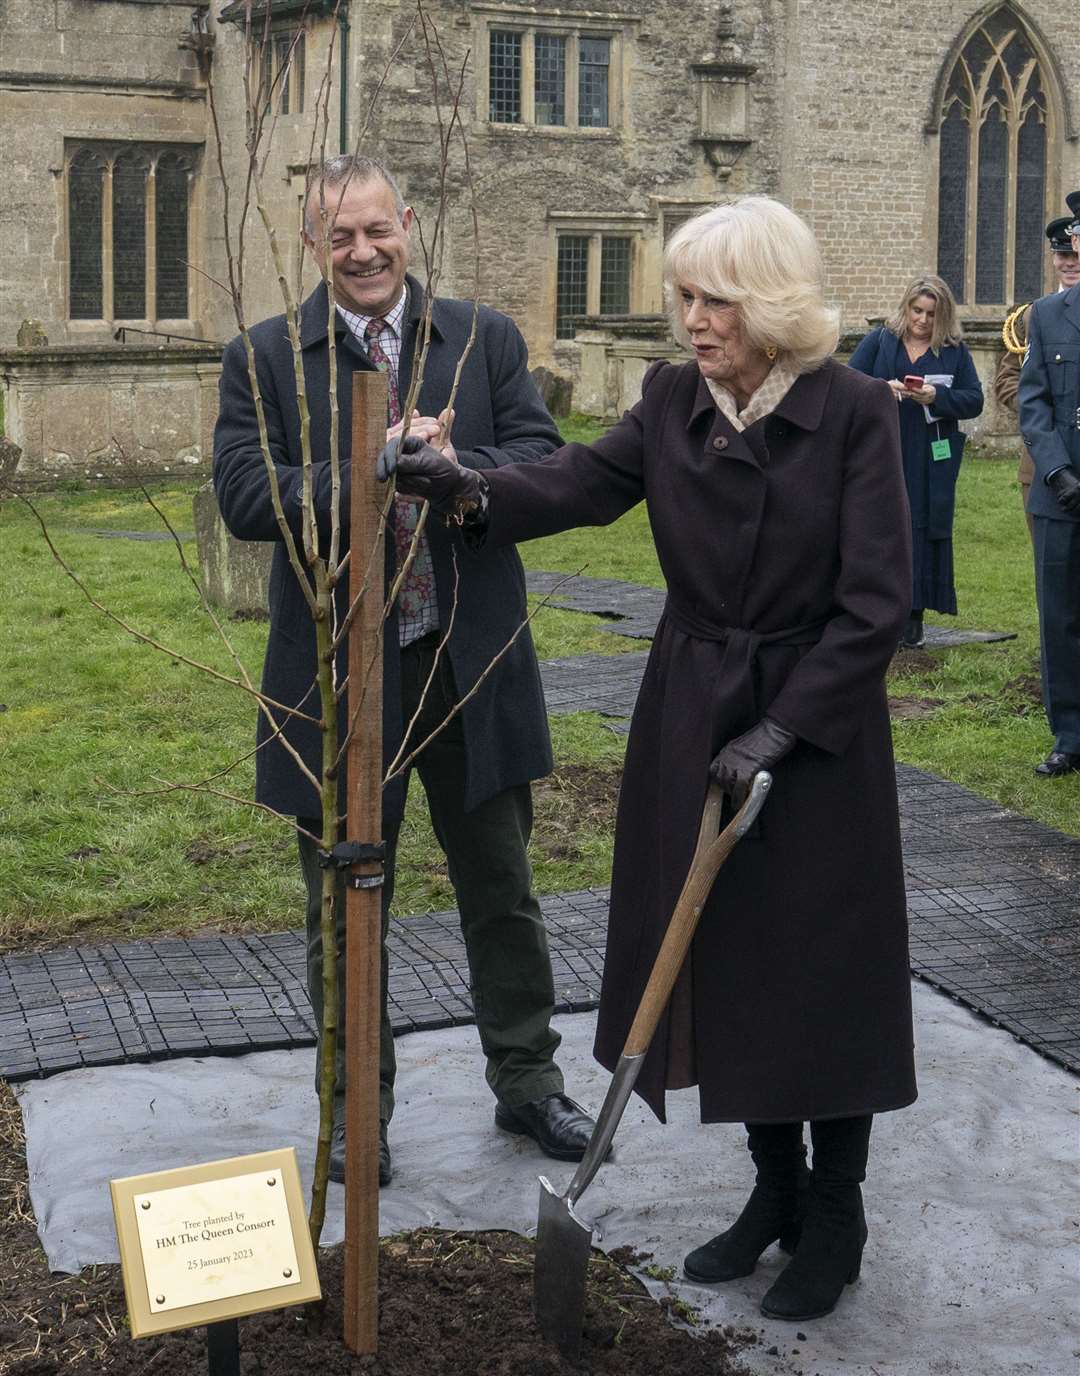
[483,358,918,1124]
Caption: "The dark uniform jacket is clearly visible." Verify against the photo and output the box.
[213,276,560,822]
[1019,284,1080,522]
[480,358,918,1124]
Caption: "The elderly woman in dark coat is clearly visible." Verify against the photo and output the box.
[383,197,917,1322]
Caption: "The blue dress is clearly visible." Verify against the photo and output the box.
[849,327,983,614]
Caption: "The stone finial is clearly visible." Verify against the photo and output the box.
[17,320,48,348]
[716,2,736,42]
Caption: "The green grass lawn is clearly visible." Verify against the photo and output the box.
[0,440,1075,951]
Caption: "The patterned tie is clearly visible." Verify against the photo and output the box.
[363,316,401,425]
[364,317,436,641]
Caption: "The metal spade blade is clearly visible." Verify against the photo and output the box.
[531,772,772,1356]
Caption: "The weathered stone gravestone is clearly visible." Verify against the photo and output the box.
[193,481,272,616]
[0,437,22,488]
[530,365,573,418]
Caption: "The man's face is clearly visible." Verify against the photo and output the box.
[305,175,412,317]
[1057,240,1080,290]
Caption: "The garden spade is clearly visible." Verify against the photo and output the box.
[532,771,772,1356]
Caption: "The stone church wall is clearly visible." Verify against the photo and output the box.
[1,0,1078,470]
[0,0,208,344]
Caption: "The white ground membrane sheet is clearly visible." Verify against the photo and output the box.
[16,980,1078,1376]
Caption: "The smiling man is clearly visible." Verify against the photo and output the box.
[213,154,597,1185]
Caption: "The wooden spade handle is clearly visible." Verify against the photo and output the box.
[622,774,771,1059]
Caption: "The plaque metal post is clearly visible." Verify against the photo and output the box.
[206,1318,240,1376]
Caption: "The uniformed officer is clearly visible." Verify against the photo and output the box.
[1018,190,1080,777]
[994,215,1080,539]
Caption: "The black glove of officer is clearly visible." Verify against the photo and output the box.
[376,435,484,516]
[709,717,797,809]
[1048,467,1080,515]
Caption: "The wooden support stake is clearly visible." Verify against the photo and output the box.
[343,369,389,1353]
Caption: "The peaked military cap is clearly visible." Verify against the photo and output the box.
[1047,214,1076,253]
[1065,189,1080,239]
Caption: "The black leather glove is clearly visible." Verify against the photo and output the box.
[1048,467,1080,515]
[709,717,797,809]
[376,435,483,516]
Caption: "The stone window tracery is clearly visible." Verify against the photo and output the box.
[65,143,198,324]
[935,8,1054,305]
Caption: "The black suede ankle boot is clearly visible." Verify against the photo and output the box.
[760,1114,872,1320]
[684,1122,809,1284]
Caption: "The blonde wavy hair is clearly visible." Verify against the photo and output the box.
[885,274,962,354]
[663,197,840,373]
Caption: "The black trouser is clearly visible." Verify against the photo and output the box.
[1032,515,1080,754]
[298,633,563,1125]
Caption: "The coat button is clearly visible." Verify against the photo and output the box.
[1055,354,1062,362]
[712,436,728,450]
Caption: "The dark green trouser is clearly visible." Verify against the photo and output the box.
[298,634,563,1126]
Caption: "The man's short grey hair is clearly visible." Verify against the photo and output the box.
[303,155,406,236]
[663,196,840,373]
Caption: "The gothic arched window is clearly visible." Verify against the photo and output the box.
[66,142,197,323]
[935,7,1052,305]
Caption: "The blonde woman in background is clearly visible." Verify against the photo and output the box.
[849,274,983,649]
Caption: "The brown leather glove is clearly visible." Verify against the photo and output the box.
[709,717,796,809]
[376,435,484,517]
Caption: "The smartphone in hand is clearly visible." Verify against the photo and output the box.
[903,375,924,390]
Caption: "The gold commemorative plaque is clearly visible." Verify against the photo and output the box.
[111,1148,320,1338]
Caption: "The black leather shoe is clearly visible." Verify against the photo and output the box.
[1034,750,1080,778]
[900,612,924,650]
[494,1093,596,1162]
[329,1121,393,1187]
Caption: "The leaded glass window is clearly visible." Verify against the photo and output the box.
[155,153,191,320]
[599,237,631,314]
[554,230,639,338]
[535,34,566,126]
[69,150,105,320]
[112,151,148,320]
[487,25,618,130]
[66,143,196,322]
[489,30,522,123]
[263,29,304,114]
[935,7,1051,304]
[578,37,610,129]
[1014,104,1047,302]
[556,236,589,338]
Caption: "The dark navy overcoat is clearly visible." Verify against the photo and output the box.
[482,359,919,1124]
[1019,283,1080,520]
[848,327,983,540]
[213,276,559,823]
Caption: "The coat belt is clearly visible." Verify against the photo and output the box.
[662,599,829,731]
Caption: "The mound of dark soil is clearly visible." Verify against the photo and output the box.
[0,1088,754,1376]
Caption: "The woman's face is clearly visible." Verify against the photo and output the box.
[906,293,937,342]
[677,281,759,384]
